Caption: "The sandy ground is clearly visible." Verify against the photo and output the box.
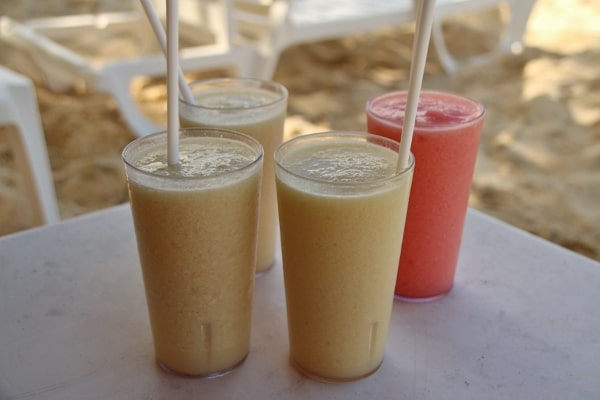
[0,0,599,262]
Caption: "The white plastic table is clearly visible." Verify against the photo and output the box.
[1,204,599,399]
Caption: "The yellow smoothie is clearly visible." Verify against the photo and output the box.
[123,129,263,377]
[180,79,287,274]
[275,132,414,382]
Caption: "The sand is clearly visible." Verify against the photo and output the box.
[0,0,599,262]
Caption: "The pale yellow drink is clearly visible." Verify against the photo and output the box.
[122,128,263,377]
[275,132,414,382]
[180,78,287,274]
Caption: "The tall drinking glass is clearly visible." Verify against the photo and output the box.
[122,127,263,377]
[180,78,288,275]
[275,132,414,382]
[366,90,485,301]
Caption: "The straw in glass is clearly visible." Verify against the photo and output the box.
[166,0,180,165]
[397,0,437,171]
[140,0,195,104]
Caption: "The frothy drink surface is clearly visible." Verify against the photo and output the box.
[276,137,412,381]
[369,92,480,129]
[283,142,397,183]
[187,90,279,111]
[135,138,257,177]
[127,136,261,376]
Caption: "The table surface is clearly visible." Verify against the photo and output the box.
[1,204,599,399]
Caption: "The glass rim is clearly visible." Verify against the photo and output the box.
[366,89,486,131]
[122,127,264,181]
[180,77,288,111]
[274,131,414,188]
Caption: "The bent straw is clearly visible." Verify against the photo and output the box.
[397,0,437,171]
[166,0,180,165]
[140,0,195,104]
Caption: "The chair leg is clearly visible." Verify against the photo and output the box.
[431,15,459,75]
[97,68,165,137]
[111,84,165,137]
[431,0,537,75]
[501,0,537,54]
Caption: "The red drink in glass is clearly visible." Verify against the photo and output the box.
[366,91,485,301]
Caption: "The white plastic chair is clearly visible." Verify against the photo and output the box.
[432,0,538,74]
[0,0,260,137]
[0,65,60,226]
[233,0,538,78]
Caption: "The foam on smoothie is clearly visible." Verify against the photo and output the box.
[283,141,398,183]
[133,137,257,178]
[182,87,284,126]
[370,92,483,128]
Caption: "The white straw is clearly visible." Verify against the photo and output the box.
[166,0,180,165]
[140,0,195,104]
[397,0,437,171]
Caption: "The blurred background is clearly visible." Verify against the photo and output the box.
[0,0,598,261]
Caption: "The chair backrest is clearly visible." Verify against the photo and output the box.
[232,0,536,77]
[0,65,60,226]
[0,1,260,136]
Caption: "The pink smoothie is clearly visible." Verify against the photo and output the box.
[366,91,485,300]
